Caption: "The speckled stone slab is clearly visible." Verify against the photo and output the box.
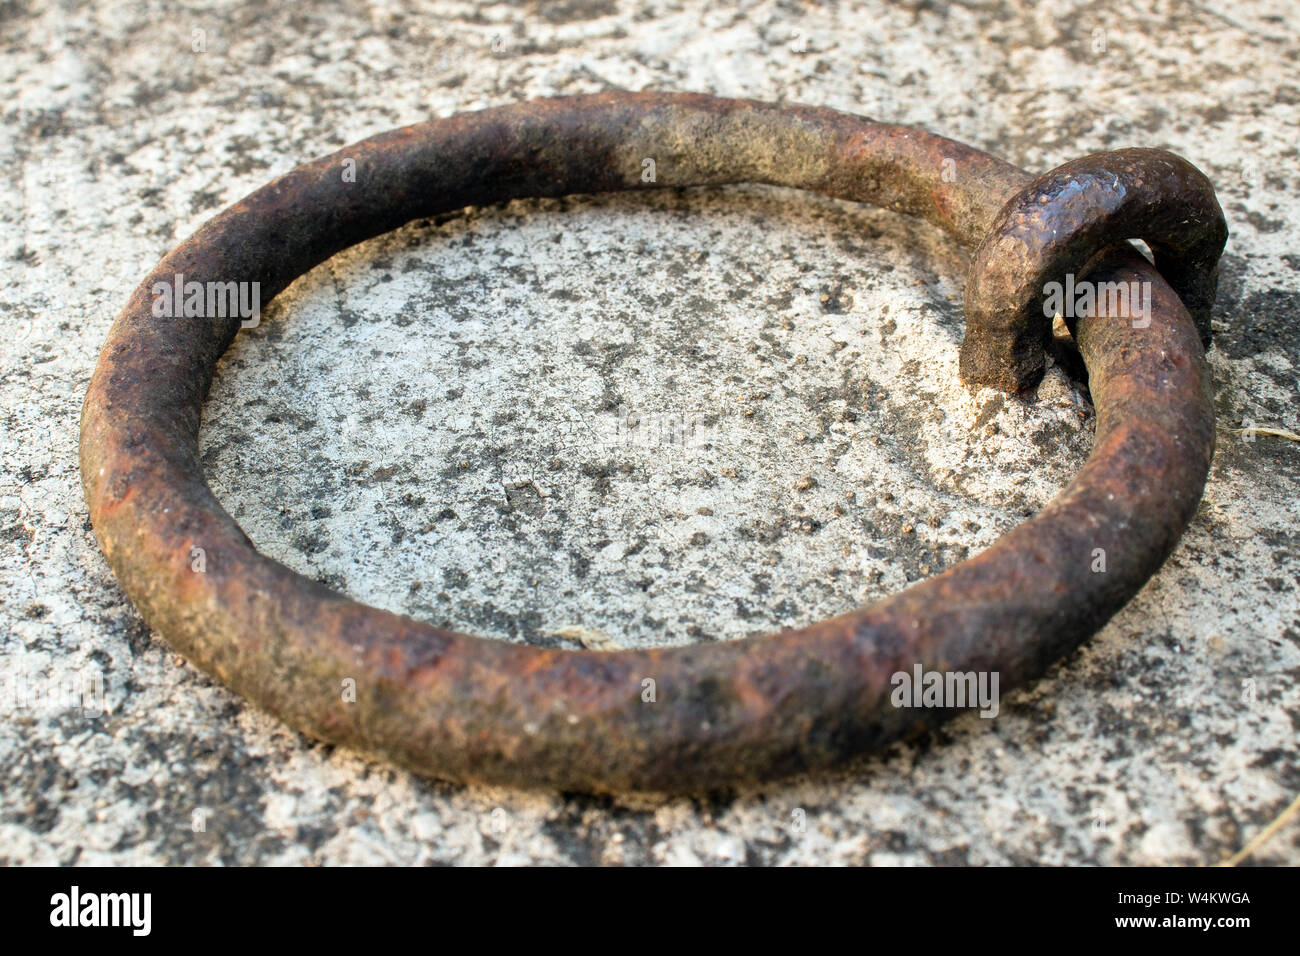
[2,0,1296,865]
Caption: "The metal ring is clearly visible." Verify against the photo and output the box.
[80,92,1220,793]
[961,148,1228,393]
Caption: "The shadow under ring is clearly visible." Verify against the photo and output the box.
[79,92,1216,793]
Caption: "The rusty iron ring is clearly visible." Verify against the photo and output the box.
[962,148,1228,393]
[80,92,1222,793]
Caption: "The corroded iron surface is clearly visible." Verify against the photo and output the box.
[80,92,1221,792]
[962,147,1227,393]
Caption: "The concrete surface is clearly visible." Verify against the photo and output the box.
[1,0,1297,865]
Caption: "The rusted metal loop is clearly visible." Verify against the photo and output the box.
[80,93,1218,793]
[961,147,1228,393]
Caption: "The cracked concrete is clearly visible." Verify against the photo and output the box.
[2,0,1297,865]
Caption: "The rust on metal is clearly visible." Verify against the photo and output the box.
[79,92,1223,793]
[962,147,1228,393]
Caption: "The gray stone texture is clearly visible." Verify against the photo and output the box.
[1,0,1297,865]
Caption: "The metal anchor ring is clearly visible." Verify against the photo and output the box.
[962,147,1228,393]
[80,92,1224,793]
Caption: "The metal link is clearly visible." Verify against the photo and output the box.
[80,93,1222,792]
